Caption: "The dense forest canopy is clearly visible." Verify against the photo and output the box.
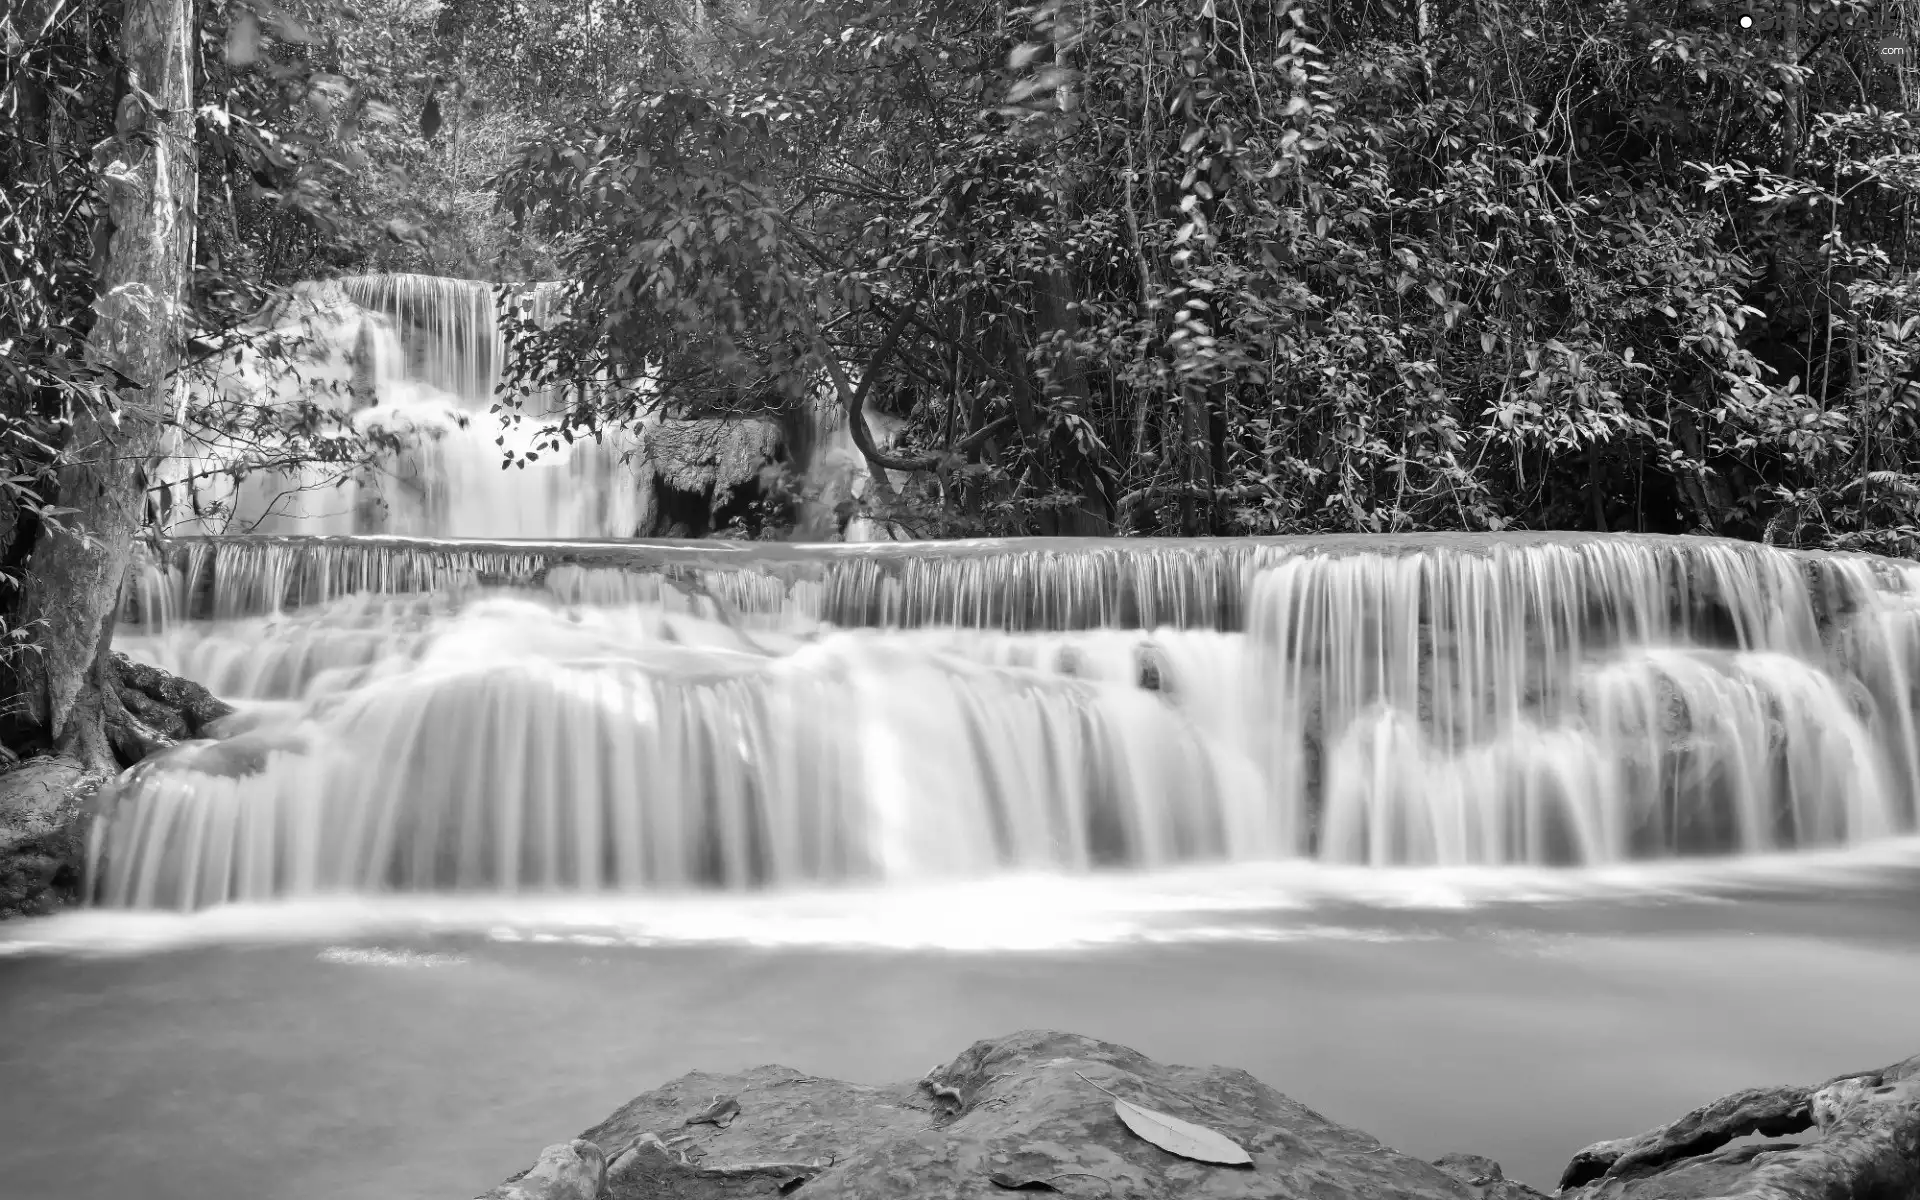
[6,0,1920,747]
[500,0,1920,544]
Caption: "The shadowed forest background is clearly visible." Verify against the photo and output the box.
[9,0,1920,735]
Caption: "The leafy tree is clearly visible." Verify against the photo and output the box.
[0,0,459,761]
[497,0,1920,549]
[1,0,707,762]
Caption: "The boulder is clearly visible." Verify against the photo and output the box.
[1558,1051,1920,1199]
[110,651,234,742]
[479,1140,605,1200]
[643,418,784,499]
[1,657,229,918]
[0,755,108,918]
[484,1029,1549,1200]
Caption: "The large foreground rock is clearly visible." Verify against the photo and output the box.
[0,755,108,918]
[1560,1049,1920,1199]
[483,1029,1550,1200]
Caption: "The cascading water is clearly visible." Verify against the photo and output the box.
[100,529,1920,910]
[89,274,1920,911]
[155,274,648,540]
[794,386,913,541]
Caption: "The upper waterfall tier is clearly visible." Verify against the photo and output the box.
[155,274,901,543]
[155,275,650,541]
[95,533,1920,907]
[334,274,508,409]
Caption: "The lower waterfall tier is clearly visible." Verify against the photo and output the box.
[95,533,1920,909]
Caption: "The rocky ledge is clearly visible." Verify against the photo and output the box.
[0,654,232,918]
[1557,1049,1920,1198]
[479,1031,1920,1200]
[0,755,109,918]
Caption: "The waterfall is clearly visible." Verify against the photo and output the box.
[97,532,1920,909]
[99,277,1920,909]
[155,275,647,540]
[151,271,929,548]
[794,383,913,541]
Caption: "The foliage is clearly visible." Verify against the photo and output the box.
[497,0,1920,548]
[1,0,643,566]
[15,0,1920,560]
[2,0,130,664]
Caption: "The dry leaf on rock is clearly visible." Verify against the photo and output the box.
[684,1093,741,1129]
[1113,1098,1253,1166]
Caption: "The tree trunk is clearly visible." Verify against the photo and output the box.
[12,0,196,769]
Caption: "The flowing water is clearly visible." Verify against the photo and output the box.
[7,278,1920,1199]
[92,532,1920,902]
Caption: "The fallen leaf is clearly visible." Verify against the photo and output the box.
[988,1171,1059,1191]
[1113,1099,1252,1166]
[685,1093,741,1128]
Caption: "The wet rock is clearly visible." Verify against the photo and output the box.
[110,652,234,739]
[0,755,108,918]
[103,654,238,765]
[1558,1051,1920,1199]
[491,1029,1518,1200]
[478,1139,605,1200]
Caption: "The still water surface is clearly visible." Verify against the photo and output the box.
[4,853,1920,1200]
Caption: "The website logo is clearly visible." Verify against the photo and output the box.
[1731,2,1909,62]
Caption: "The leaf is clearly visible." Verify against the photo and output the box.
[1112,1099,1252,1166]
[685,1093,741,1128]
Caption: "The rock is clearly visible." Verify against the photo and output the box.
[643,418,784,498]
[0,755,108,918]
[478,1139,605,1200]
[103,653,237,766]
[110,652,234,739]
[1558,1051,1920,1199]
[489,1029,1527,1200]
[1430,1153,1550,1199]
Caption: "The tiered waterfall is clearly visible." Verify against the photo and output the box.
[90,279,1920,911]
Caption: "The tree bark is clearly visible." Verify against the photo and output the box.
[12,0,195,768]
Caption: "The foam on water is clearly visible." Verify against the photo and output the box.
[11,840,1920,958]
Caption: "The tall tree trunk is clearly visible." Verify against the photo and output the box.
[12,0,195,768]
